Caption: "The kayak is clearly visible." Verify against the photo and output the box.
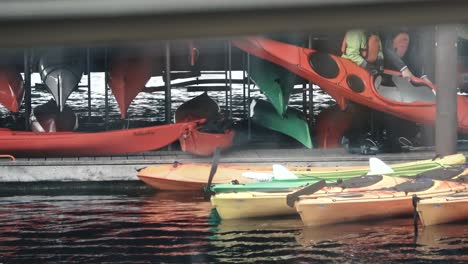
[108,52,153,119]
[233,37,468,132]
[136,153,466,191]
[316,104,366,148]
[0,66,24,112]
[211,175,411,220]
[38,48,85,111]
[251,99,312,148]
[30,99,78,132]
[179,126,235,156]
[249,56,297,116]
[416,191,468,226]
[175,92,221,123]
[295,178,468,226]
[0,120,201,157]
[176,92,235,156]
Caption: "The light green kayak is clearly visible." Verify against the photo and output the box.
[251,98,312,148]
[249,56,296,116]
[210,165,465,194]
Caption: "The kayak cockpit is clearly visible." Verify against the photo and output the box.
[375,74,435,103]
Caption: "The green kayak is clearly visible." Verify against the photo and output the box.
[249,56,296,116]
[251,99,312,148]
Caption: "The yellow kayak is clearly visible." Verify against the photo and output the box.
[296,179,468,227]
[416,191,468,226]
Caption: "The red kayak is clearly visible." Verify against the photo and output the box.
[316,105,354,148]
[234,37,468,133]
[0,66,24,112]
[108,53,154,119]
[0,121,201,157]
[176,92,235,156]
[180,125,235,156]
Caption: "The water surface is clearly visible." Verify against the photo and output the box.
[0,192,466,263]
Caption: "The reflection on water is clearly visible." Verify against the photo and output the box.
[0,192,466,263]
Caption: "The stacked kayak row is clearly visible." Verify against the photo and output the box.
[137,153,468,225]
[211,166,467,220]
[233,37,468,133]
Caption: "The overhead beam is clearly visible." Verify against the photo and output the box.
[1,1,468,47]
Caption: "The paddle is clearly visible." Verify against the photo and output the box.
[286,180,327,208]
[203,147,221,200]
[411,195,421,239]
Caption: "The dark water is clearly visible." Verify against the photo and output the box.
[0,192,466,263]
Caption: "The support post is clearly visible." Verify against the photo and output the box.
[435,24,458,156]
[24,49,32,131]
[87,48,92,120]
[307,35,314,126]
[242,52,246,117]
[224,40,228,113]
[104,48,109,130]
[165,41,172,124]
[228,40,233,119]
[247,53,251,141]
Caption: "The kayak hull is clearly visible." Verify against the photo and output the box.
[233,37,468,133]
[176,92,234,156]
[212,193,295,219]
[0,121,199,157]
[137,163,262,191]
[0,66,24,112]
[249,56,297,116]
[109,53,153,119]
[38,49,85,111]
[296,181,468,226]
[180,128,235,156]
[30,99,78,132]
[316,104,366,148]
[417,193,468,226]
[251,99,312,148]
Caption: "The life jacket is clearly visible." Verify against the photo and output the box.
[341,32,381,63]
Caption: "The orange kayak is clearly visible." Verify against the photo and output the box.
[0,121,200,157]
[108,53,153,119]
[295,178,468,226]
[416,191,468,226]
[0,66,24,112]
[176,92,235,156]
[233,37,468,132]
[137,163,262,191]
